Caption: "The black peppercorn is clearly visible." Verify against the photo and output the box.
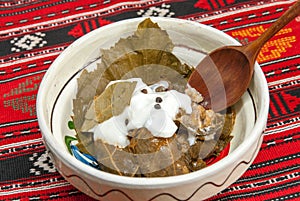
[154,104,161,109]
[155,97,163,103]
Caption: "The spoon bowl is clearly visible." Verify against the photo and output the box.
[189,46,252,111]
[189,0,300,112]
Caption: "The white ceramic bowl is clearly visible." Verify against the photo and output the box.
[36,17,269,201]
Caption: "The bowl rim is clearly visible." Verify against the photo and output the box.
[36,17,269,188]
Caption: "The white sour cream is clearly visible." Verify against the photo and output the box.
[90,78,192,148]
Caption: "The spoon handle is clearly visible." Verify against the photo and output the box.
[246,0,300,59]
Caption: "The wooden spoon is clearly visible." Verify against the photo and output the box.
[188,0,300,112]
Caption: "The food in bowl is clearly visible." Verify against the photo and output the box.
[37,17,269,200]
[68,18,236,177]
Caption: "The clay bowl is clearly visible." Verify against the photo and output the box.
[36,17,269,201]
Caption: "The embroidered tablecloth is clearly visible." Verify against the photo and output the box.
[0,0,299,200]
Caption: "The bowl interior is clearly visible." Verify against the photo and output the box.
[37,17,266,185]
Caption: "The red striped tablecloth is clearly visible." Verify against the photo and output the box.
[0,0,299,200]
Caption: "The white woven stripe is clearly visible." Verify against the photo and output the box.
[260,54,300,67]
[0,119,37,128]
[2,127,40,138]
[225,172,299,193]
[0,50,61,68]
[236,164,300,183]
[0,181,71,196]
[268,75,300,87]
[0,138,42,150]
[264,122,300,135]
[0,69,47,84]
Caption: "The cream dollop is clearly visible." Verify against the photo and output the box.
[90,78,192,148]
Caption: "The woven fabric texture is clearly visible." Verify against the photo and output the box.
[0,0,299,200]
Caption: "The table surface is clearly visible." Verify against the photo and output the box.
[0,0,299,200]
